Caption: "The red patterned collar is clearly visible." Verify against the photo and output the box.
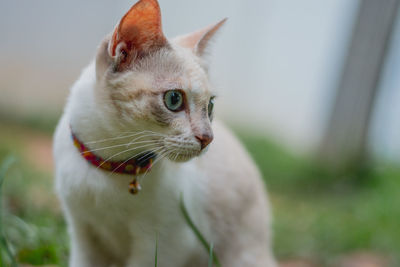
[71,129,155,194]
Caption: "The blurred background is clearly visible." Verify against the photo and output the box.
[0,0,399,266]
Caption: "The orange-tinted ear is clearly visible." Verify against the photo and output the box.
[108,0,167,71]
[174,18,227,57]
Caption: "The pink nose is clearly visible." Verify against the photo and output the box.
[196,134,213,150]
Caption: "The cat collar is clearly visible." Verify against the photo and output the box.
[71,129,155,194]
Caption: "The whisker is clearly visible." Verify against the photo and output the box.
[173,152,179,161]
[136,148,159,162]
[82,139,159,154]
[123,130,167,136]
[97,143,159,169]
[139,147,175,184]
[85,130,165,145]
[85,131,148,144]
[173,142,185,161]
[126,133,164,146]
[110,146,164,175]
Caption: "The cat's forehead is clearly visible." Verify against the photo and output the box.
[133,47,213,96]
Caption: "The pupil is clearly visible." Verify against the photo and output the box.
[171,92,180,105]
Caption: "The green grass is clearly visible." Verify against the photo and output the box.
[0,122,68,266]
[236,130,400,265]
[0,110,60,135]
[0,119,399,266]
[0,156,18,267]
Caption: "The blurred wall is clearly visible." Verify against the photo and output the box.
[369,11,400,162]
[1,0,398,161]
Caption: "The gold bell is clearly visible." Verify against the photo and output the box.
[129,177,141,195]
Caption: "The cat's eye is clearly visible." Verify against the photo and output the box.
[208,97,215,118]
[164,90,184,112]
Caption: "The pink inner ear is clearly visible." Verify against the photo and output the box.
[109,0,167,60]
[174,18,227,56]
[175,29,208,51]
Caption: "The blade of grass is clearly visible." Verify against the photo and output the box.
[208,243,214,267]
[0,156,17,267]
[154,233,158,267]
[180,194,221,267]
[0,156,15,188]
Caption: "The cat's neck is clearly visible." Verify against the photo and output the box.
[68,63,104,146]
[67,62,148,161]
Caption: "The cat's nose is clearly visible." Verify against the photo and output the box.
[196,134,213,150]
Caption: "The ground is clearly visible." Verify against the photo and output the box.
[0,120,398,267]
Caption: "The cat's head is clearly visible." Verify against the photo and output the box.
[94,0,226,162]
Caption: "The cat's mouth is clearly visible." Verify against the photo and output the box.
[162,137,202,162]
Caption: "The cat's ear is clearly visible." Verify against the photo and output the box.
[108,0,168,71]
[174,18,227,58]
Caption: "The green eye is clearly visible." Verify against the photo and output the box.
[164,90,184,112]
[208,97,215,118]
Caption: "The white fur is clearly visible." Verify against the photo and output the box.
[54,14,276,267]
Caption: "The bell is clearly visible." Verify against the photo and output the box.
[129,178,142,194]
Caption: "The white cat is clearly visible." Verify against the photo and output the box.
[53,0,276,266]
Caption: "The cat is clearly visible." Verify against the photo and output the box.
[53,0,276,266]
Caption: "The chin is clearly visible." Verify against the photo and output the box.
[167,151,200,162]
